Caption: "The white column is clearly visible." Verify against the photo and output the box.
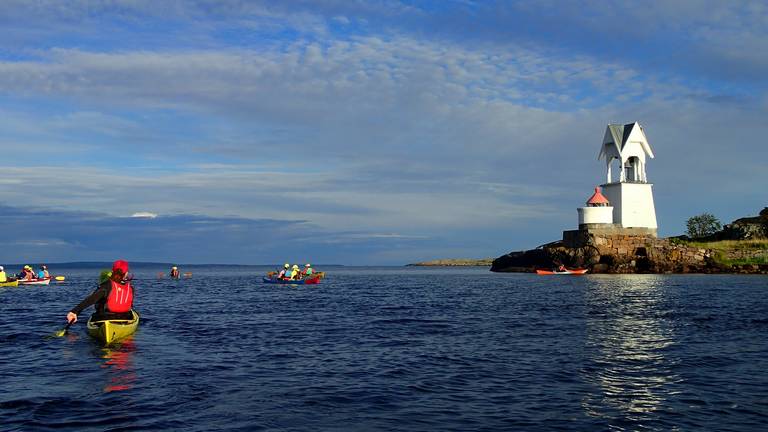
[619,157,626,182]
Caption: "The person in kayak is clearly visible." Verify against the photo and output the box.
[278,263,289,279]
[302,263,313,277]
[0,266,6,282]
[37,265,49,279]
[289,264,301,280]
[66,260,135,324]
[19,265,35,280]
[170,266,180,279]
[557,264,566,272]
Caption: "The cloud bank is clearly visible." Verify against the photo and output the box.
[0,1,765,263]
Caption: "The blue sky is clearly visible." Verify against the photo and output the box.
[0,1,766,265]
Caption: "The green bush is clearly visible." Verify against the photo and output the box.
[686,213,722,239]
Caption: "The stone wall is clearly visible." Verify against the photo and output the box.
[584,235,711,273]
[563,226,657,248]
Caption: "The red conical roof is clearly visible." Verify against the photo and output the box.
[587,187,609,205]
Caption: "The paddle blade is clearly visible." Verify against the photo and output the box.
[46,321,73,339]
[44,329,66,339]
[54,275,66,281]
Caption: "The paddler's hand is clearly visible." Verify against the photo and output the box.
[67,312,77,324]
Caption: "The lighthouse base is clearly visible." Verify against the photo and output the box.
[563,225,657,248]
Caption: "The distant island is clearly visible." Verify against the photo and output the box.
[407,258,493,266]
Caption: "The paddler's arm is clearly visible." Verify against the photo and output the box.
[66,283,108,323]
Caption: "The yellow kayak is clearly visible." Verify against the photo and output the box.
[87,310,140,345]
[0,280,19,287]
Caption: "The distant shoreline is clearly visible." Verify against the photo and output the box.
[406,258,493,266]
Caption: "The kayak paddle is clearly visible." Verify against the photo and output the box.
[54,275,66,281]
[46,321,74,339]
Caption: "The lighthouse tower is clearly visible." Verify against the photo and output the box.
[597,122,658,236]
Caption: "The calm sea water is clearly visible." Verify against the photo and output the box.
[1,266,767,431]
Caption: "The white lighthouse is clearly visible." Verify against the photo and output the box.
[597,122,658,236]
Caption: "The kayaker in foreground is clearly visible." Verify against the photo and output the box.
[0,266,7,282]
[170,266,180,279]
[66,260,135,324]
[302,263,313,277]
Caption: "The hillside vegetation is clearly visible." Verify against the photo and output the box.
[674,239,768,266]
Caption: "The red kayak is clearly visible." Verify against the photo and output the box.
[263,276,321,285]
[535,268,589,275]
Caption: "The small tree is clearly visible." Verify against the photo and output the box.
[686,213,722,239]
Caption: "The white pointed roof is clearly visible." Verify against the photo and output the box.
[598,122,654,160]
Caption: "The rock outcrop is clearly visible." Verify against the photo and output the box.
[491,236,723,273]
[492,207,768,274]
[717,207,768,240]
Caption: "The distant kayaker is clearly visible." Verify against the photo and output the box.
[557,264,566,272]
[20,265,35,280]
[170,266,180,279]
[66,259,135,324]
[290,264,301,280]
[302,263,314,277]
[37,265,49,279]
[278,263,290,279]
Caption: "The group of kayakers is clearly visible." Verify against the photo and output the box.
[50,259,320,342]
[276,263,314,280]
[0,264,50,282]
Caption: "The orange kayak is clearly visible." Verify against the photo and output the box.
[536,268,589,275]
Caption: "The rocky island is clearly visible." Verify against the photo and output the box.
[490,123,768,275]
[491,207,768,274]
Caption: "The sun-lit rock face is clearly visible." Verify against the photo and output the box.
[719,208,768,240]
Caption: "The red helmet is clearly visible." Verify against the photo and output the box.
[112,259,129,274]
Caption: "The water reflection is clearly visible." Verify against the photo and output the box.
[100,338,137,393]
[581,275,682,423]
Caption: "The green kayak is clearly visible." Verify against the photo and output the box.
[87,310,140,345]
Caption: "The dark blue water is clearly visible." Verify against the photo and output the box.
[2,266,768,431]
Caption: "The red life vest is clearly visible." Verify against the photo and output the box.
[106,280,133,313]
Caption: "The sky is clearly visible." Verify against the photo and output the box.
[0,0,766,265]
